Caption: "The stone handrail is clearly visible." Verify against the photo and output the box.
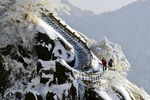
[44,12,94,69]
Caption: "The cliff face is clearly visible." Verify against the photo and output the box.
[0,1,150,100]
[0,15,99,99]
[0,20,103,99]
[0,15,149,100]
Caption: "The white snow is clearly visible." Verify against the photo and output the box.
[90,53,102,72]
[41,73,53,79]
[55,15,90,45]
[115,86,132,100]
[52,40,75,62]
[50,83,72,98]
[36,18,74,49]
[61,0,150,93]
[35,18,56,39]
[95,89,112,100]
[1,0,150,99]
[38,59,56,71]
[90,38,130,75]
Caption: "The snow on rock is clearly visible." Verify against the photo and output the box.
[52,40,75,62]
[0,0,150,99]
[36,18,74,50]
[93,69,150,100]
[35,18,75,67]
[89,37,150,100]
[90,53,102,72]
[90,37,130,75]
[0,16,150,100]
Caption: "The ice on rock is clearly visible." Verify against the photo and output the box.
[0,0,150,99]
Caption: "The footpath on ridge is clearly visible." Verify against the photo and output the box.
[41,12,103,88]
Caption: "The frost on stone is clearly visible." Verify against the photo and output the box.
[0,0,150,100]
[90,37,130,75]
[0,0,70,47]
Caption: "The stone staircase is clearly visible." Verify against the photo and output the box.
[41,13,93,71]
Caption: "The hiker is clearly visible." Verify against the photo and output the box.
[101,58,107,71]
[81,64,84,72]
[108,59,113,68]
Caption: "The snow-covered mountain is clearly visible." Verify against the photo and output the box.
[0,0,150,100]
[60,0,150,94]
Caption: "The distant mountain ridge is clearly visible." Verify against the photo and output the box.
[60,0,150,94]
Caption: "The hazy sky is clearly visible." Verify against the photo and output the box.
[67,0,137,14]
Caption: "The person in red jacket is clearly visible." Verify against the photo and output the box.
[101,58,107,71]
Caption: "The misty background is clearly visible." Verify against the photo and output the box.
[60,0,150,94]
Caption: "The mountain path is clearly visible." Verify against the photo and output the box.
[41,13,103,88]
[41,13,93,71]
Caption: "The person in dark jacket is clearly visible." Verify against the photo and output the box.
[101,58,107,71]
[108,59,113,68]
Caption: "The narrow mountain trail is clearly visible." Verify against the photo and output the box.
[41,13,93,71]
[40,13,104,88]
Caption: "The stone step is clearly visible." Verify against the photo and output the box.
[41,16,92,70]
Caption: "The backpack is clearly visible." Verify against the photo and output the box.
[108,59,113,67]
